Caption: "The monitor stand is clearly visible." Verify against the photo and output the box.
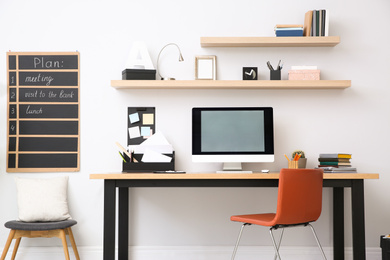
[216,162,253,174]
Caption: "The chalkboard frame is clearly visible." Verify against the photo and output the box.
[7,52,80,173]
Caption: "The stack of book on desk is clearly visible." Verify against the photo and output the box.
[317,153,357,173]
[274,24,303,37]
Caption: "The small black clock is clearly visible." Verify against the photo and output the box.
[243,67,258,80]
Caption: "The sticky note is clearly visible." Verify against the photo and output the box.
[143,114,154,125]
[129,113,140,124]
[128,126,141,139]
[141,126,151,137]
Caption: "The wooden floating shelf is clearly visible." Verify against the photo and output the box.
[200,36,340,47]
[111,80,351,90]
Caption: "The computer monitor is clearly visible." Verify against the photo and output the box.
[192,107,274,172]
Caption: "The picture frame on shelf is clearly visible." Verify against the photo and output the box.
[195,55,216,80]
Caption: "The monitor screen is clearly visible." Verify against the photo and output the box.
[192,107,274,171]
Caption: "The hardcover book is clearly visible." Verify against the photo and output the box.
[319,153,352,159]
[275,28,303,37]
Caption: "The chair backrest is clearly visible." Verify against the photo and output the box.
[273,168,324,225]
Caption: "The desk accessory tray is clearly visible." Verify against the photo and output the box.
[122,152,175,173]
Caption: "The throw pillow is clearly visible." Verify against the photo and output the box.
[15,176,71,222]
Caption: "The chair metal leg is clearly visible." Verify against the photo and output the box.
[308,224,327,260]
[273,228,284,260]
[231,223,325,260]
[231,223,250,260]
[269,228,282,260]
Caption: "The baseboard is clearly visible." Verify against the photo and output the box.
[129,246,382,260]
[1,245,381,260]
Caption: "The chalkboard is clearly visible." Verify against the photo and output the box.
[8,56,16,70]
[19,88,78,102]
[18,55,78,70]
[19,72,78,86]
[18,154,78,168]
[7,52,80,172]
[19,104,79,118]
[19,137,78,152]
[19,121,78,135]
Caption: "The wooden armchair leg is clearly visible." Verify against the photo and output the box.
[59,229,70,260]
[11,238,21,260]
[1,229,16,260]
[67,227,80,260]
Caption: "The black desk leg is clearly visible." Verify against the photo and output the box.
[104,180,116,260]
[333,187,345,260]
[351,180,366,260]
[119,187,129,260]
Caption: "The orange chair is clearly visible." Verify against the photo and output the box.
[230,168,327,260]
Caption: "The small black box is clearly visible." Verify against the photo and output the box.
[122,152,175,173]
[381,235,390,260]
[122,69,156,80]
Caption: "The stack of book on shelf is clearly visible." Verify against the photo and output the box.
[303,9,329,37]
[274,24,303,37]
[317,153,357,173]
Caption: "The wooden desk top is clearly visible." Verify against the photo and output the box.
[90,173,379,180]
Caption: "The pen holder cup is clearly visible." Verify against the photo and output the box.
[270,70,281,80]
[288,161,298,169]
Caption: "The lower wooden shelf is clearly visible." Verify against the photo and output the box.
[111,80,351,90]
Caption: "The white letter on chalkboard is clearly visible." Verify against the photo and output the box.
[34,57,42,68]
[125,41,155,70]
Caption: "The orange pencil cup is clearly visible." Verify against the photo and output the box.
[288,160,298,169]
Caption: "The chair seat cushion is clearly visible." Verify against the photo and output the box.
[5,220,77,231]
[231,213,276,226]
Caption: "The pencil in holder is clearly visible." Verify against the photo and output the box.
[288,160,298,169]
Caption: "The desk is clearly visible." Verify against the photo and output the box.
[90,173,379,260]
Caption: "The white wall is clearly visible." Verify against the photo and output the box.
[0,0,389,256]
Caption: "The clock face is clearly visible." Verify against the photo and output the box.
[243,67,258,80]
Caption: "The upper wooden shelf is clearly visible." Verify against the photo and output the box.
[200,36,341,47]
[111,80,351,90]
